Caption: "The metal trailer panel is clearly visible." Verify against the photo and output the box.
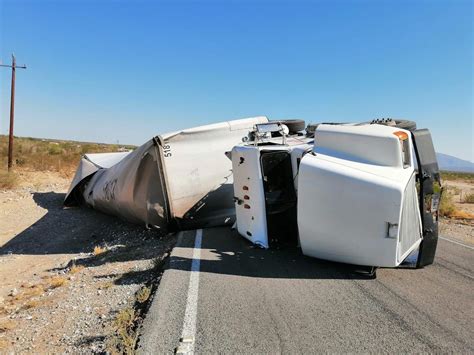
[64,116,268,230]
[82,139,168,227]
[157,116,268,229]
[64,151,131,206]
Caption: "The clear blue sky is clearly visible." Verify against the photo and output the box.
[0,0,472,161]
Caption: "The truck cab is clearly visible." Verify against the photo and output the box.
[232,121,440,268]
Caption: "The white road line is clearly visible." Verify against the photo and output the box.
[177,229,203,354]
[439,236,474,250]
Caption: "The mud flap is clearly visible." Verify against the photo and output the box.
[412,129,441,268]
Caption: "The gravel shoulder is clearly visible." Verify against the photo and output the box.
[0,171,176,353]
[440,218,473,246]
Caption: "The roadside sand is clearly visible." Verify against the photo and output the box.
[0,171,175,353]
[440,179,474,245]
[444,179,474,215]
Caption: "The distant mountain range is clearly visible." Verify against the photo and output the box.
[436,153,474,173]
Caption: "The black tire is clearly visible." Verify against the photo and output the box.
[306,122,348,136]
[274,119,306,133]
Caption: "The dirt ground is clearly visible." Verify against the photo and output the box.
[444,179,474,214]
[440,179,474,245]
[0,170,472,353]
[0,170,176,353]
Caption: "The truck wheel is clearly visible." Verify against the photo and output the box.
[275,119,306,133]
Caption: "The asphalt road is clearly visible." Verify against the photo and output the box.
[138,227,474,353]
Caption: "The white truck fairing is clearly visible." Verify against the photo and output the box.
[298,124,422,267]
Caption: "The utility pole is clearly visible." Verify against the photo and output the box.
[0,54,27,170]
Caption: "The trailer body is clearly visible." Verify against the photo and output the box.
[64,116,268,230]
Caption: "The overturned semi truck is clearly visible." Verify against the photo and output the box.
[232,121,441,268]
[65,116,441,269]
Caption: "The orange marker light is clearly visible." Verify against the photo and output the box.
[243,186,249,190]
[393,131,408,140]
[244,195,250,200]
[244,204,251,209]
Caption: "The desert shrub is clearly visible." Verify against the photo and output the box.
[0,135,134,178]
[136,286,151,303]
[69,264,85,274]
[437,190,473,219]
[449,186,461,195]
[462,193,474,204]
[441,171,474,183]
[93,245,107,255]
[439,190,456,217]
[80,144,95,154]
[47,276,67,289]
[108,307,138,354]
[0,170,18,190]
[15,158,25,166]
[434,184,474,219]
[0,319,15,332]
[48,144,63,155]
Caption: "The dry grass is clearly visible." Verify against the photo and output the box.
[69,264,85,274]
[0,319,15,333]
[108,307,138,354]
[9,277,65,299]
[39,275,68,289]
[46,276,68,289]
[100,281,114,290]
[449,186,461,195]
[441,171,474,183]
[439,187,474,220]
[0,135,135,183]
[0,305,7,316]
[439,190,456,217]
[0,170,18,189]
[448,210,474,219]
[0,275,68,323]
[93,246,107,256]
[136,286,151,304]
[462,193,474,204]
[22,299,41,310]
[0,338,11,349]
[107,284,158,354]
[12,285,45,302]
[3,277,67,315]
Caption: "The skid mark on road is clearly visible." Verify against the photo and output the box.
[434,257,474,280]
[177,229,202,354]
